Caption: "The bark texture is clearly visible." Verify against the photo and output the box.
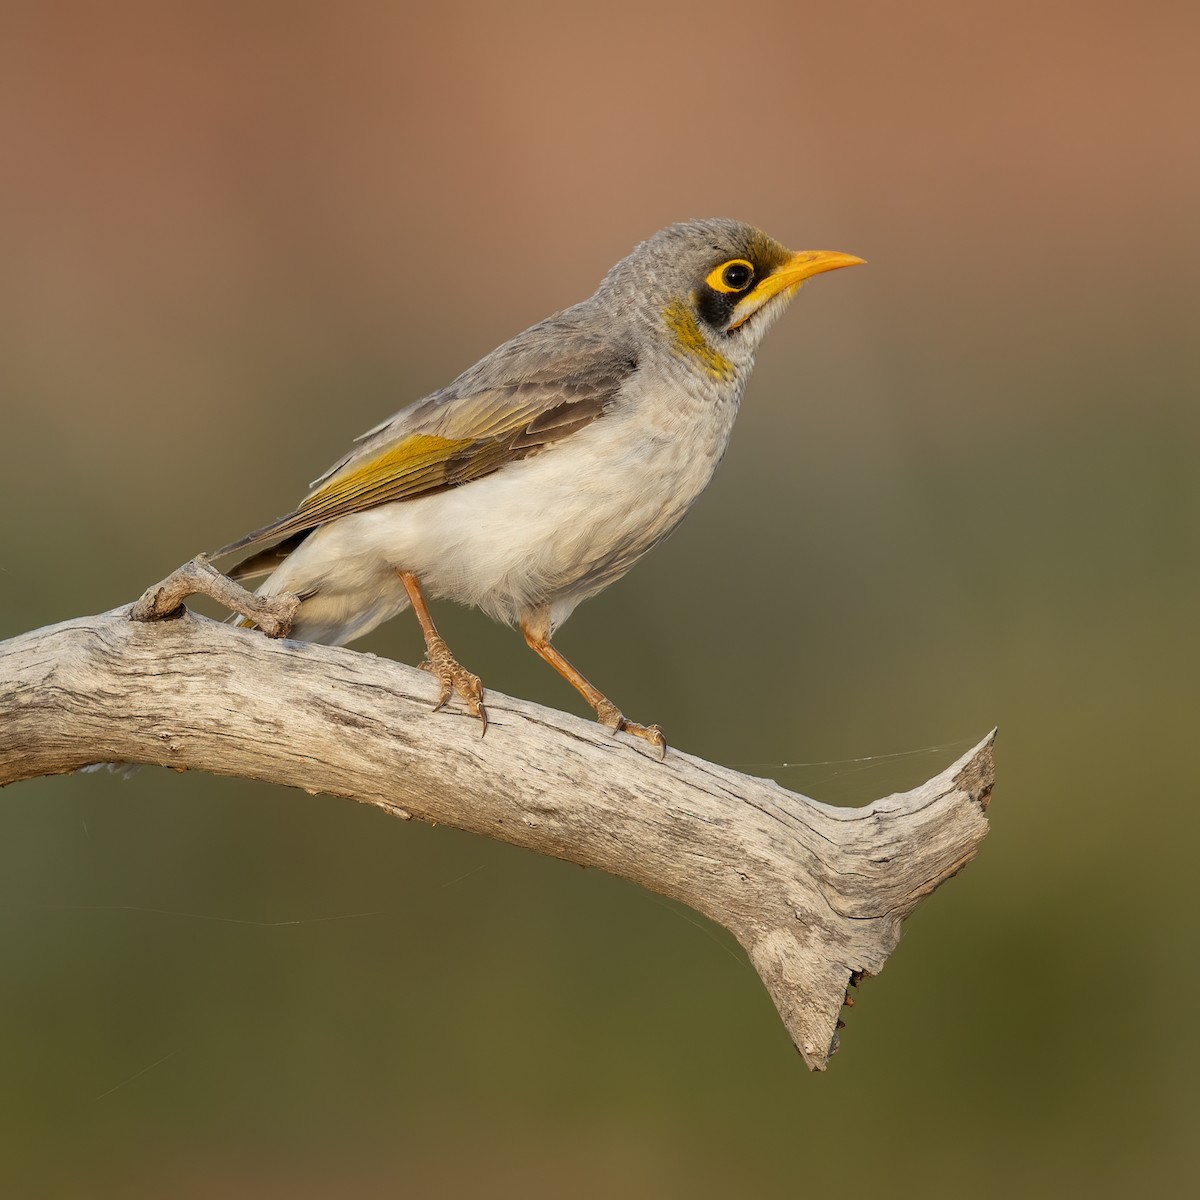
[0,589,994,1070]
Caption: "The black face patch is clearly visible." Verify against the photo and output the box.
[696,253,762,332]
[696,285,739,331]
[694,232,794,333]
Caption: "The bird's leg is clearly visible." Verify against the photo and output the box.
[519,616,666,759]
[397,570,486,734]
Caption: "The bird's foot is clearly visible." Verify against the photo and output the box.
[419,635,487,735]
[595,698,667,760]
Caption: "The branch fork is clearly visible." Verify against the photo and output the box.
[130,554,299,636]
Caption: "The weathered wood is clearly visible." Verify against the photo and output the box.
[0,595,994,1069]
[129,554,299,635]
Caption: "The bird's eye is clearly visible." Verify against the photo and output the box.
[705,259,755,294]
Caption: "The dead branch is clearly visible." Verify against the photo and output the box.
[0,569,994,1069]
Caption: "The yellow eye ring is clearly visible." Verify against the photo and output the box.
[705,259,755,294]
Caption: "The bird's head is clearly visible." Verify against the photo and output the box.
[599,218,864,377]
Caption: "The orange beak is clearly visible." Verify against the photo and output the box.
[729,249,865,330]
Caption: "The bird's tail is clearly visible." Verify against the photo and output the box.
[221,531,310,585]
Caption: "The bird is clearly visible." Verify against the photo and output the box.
[212,219,863,755]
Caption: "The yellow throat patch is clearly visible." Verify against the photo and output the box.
[662,300,734,381]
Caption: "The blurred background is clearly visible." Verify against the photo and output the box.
[1,1,1196,1195]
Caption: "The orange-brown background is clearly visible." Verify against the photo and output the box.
[2,2,1196,1196]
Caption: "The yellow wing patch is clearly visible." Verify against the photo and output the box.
[297,433,477,523]
[662,300,734,381]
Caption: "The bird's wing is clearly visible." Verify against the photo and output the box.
[212,328,635,566]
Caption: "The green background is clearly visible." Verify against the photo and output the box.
[2,2,1196,1196]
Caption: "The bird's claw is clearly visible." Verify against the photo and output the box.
[595,699,667,760]
[420,636,487,735]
